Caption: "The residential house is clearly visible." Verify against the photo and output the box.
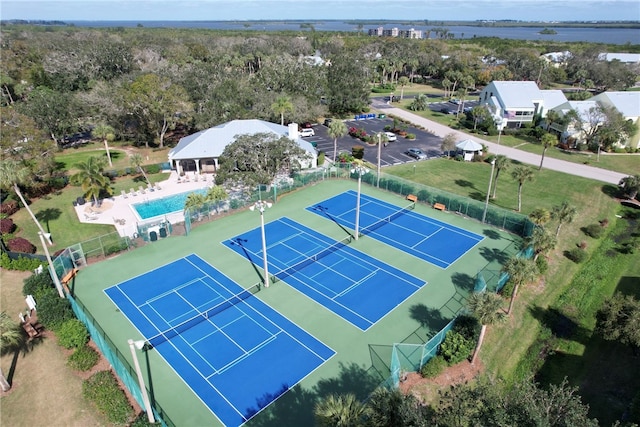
[478,81,568,129]
[168,120,317,175]
[548,91,640,149]
[548,100,601,147]
[598,53,640,65]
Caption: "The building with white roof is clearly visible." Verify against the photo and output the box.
[168,120,317,175]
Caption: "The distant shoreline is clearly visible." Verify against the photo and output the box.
[3,19,640,29]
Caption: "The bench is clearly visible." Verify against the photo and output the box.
[434,203,446,211]
[406,194,417,203]
[61,268,78,286]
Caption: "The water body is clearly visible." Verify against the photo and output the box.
[67,20,640,44]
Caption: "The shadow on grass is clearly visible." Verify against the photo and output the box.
[35,208,62,234]
[528,305,590,344]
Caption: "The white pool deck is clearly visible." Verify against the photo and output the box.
[74,171,215,238]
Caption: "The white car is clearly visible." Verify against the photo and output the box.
[300,128,315,137]
[384,132,397,142]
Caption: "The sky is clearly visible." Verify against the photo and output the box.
[1,0,639,22]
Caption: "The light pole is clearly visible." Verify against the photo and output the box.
[38,231,64,298]
[376,132,382,188]
[128,339,155,423]
[350,163,368,241]
[482,159,496,224]
[249,200,272,287]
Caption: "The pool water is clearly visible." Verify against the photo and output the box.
[132,189,207,220]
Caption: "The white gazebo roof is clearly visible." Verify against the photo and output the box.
[456,139,483,151]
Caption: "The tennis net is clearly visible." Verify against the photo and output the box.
[147,283,260,347]
[360,203,414,236]
[273,235,352,283]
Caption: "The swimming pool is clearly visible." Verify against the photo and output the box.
[131,189,207,220]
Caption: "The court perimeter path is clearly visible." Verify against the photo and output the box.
[373,100,628,185]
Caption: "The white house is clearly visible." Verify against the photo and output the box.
[589,91,640,149]
[478,81,567,129]
[168,119,318,175]
[548,100,601,146]
[598,53,640,64]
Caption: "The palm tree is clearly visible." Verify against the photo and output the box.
[539,133,558,170]
[205,185,228,213]
[93,123,115,168]
[129,153,151,187]
[0,311,25,391]
[491,155,509,199]
[184,192,206,213]
[545,109,561,132]
[526,226,558,261]
[71,156,113,206]
[314,393,366,427]
[619,174,640,200]
[551,201,577,237]
[528,208,551,227]
[510,166,535,212]
[398,76,410,100]
[363,387,404,426]
[271,95,293,126]
[0,159,51,244]
[502,257,538,315]
[328,120,348,163]
[467,292,505,364]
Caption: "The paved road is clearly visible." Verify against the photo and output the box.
[372,99,629,185]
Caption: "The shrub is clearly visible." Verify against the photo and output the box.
[68,344,99,371]
[352,145,364,159]
[453,315,480,342]
[420,355,447,378]
[317,151,325,165]
[579,241,588,249]
[57,319,89,349]
[584,223,604,239]
[0,253,44,271]
[439,330,474,365]
[0,218,16,234]
[23,271,55,299]
[536,256,548,275]
[0,200,19,216]
[105,241,128,256]
[500,280,515,299]
[83,370,134,424]
[7,237,36,253]
[405,133,416,139]
[599,218,609,228]
[566,247,588,263]
[145,164,160,174]
[37,290,75,331]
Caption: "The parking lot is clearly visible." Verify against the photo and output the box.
[305,116,444,167]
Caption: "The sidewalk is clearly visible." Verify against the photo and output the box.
[375,102,628,185]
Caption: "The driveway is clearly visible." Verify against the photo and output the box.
[369,99,628,185]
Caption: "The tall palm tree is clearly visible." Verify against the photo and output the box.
[271,95,293,126]
[551,201,577,238]
[538,133,558,170]
[314,393,366,427]
[0,311,25,391]
[205,185,228,213]
[528,208,551,227]
[619,174,640,200]
[71,156,113,206]
[467,292,505,364]
[510,166,535,212]
[502,257,538,315]
[0,159,51,244]
[526,226,557,261]
[328,120,348,163]
[129,153,151,187]
[398,76,410,100]
[92,123,115,168]
[491,155,509,199]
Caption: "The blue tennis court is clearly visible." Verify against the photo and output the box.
[306,191,484,269]
[222,217,426,330]
[104,254,334,427]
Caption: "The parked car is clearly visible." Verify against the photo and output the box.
[323,118,333,127]
[384,132,397,142]
[300,122,313,129]
[300,128,315,137]
[406,148,427,160]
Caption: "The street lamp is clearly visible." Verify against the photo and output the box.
[482,159,496,224]
[38,231,64,298]
[128,339,155,423]
[249,200,272,287]
[376,132,382,188]
[350,163,369,241]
